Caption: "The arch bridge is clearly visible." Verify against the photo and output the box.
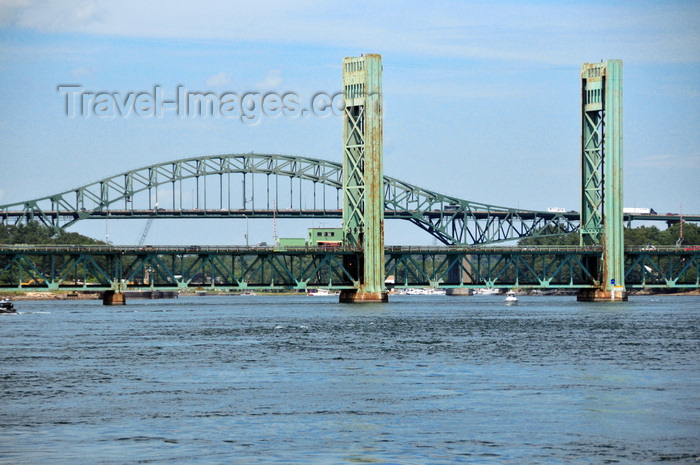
[2,153,584,245]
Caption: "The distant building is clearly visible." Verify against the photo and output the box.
[275,227,344,249]
[307,227,343,247]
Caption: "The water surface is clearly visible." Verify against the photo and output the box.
[1,294,698,464]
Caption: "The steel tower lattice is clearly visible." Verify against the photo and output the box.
[579,60,626,301]
[340,54,388,302]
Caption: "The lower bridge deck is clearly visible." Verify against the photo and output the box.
[1,245,698,292]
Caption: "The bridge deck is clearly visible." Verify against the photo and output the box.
[1,245,697,292]
[3,208,696,222]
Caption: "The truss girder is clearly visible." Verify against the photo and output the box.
[1,246,695,292]
[1,154,580,245]
[0,246,363,291]
[624,249,699,288]
[385,248,600,289]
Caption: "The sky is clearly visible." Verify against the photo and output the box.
[0,0,698,245]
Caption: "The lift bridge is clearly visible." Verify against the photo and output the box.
[0,56,698,302]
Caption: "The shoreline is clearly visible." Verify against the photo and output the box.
[1,289,697,301]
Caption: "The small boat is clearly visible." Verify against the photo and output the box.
[504,291,518,305]
[474,288,501,295]
[308,289,337,296]
[0,299,17,314]
[402,288,446,296]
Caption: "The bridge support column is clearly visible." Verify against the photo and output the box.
[578,60,627,302]
[102,290,126,305]
[446,256,473,295]
[340,54,388,303]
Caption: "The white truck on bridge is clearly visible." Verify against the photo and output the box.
[623,207,656,215]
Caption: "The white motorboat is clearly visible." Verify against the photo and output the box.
[504,291,518,305]
[0,299,16,314]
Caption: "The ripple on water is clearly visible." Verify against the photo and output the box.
[0,295,698,464]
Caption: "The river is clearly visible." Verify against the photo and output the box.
[1,294,698,464]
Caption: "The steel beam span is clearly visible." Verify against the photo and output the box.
[1,207,691,224]
[1,245,696,292]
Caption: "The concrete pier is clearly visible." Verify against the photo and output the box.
[446,288,473,296]
[577,288,628,302]
[339,289,389,303]
[102,290,126,305]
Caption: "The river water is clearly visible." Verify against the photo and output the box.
[1,294,698,464]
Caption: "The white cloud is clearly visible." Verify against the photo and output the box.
[0,0,34,26]
[70,65,98,78]
[6,0,103,31]
[206,72,231,87]
[256,69,282,89]
[2,1,698,65]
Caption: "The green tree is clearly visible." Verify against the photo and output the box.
[519,223,699,247]
[662,222,700,246]
[0,222,105,245]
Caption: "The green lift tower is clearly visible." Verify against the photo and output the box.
[340,54,389,303]
[578,60,627,301]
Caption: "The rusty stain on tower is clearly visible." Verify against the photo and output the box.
[340,54,388,303]
[578,60,627,301]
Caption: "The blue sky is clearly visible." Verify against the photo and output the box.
[0,0,698,245]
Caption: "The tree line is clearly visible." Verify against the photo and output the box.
[519,223,698,247]
[0,222,106,246]
[0,221,697,247]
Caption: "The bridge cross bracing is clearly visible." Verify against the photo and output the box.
[0,245,697,293]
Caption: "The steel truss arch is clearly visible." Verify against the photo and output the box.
[0,153,579,245]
